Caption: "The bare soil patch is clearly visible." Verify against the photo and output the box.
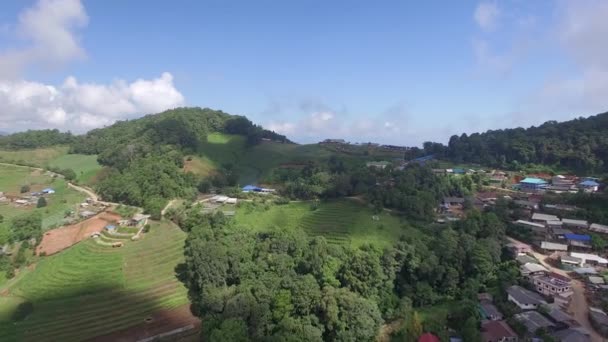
[36,211,122,256]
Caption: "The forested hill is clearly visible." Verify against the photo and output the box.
[441,111,608,173]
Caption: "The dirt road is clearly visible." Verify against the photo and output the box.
[507,237,603,341]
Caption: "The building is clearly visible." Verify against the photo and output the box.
[519,177,548,191]
[514,311,555,333]
[480,320,518,342]
[506,285,546,310]
[506,241,532,256]
[540,241,568,252]
[552,228,573,239]
[80,210,96,218]
[531,213,559,223]
[513,200,538,210]
[590,223,608,234]
[443,197,465,207]
[516,255,537,265]
[552,175,575,185]
[569,252,608,267]
[560,255,582,267]
[551,328,591,342]
[578,180,599,192]
[563,233,592,249]
[561,218,589,229]
[417,333,440,342]
[515,220,547,238]
[366,161,390,169]
[480,301,503,321]
[130,213,150,226]
[104,225,116,231]
[520,263,548,277]
[533,273,572,296]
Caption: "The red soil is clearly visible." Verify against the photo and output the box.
[36,212,121,256]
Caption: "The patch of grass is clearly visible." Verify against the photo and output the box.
[183,155,216,178]
[234,199,417,248]
[0,221,189,341]
[0,146,69,167]
[48,154,102,184]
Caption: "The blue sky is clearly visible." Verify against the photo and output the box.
[1,0,607,145]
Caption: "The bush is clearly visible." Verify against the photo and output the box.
[143,224,151,233]
[274,197,290,205]
[20,185,30,193]
[37,197,47,208]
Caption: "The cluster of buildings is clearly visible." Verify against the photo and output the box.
[0,187,56,207]
[519,175,601,193]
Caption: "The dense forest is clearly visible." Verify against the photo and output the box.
[414,112,608,173]
[0,129,74,149]
[175,201,518,341]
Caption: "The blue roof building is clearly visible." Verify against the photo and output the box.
[519,177,548,191]
[242,185,262,192]
[42,188,55,194]
[564,233,591,242]
[580,180,599,187]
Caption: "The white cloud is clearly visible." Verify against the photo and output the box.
[474,2,500,31]
[0,0,87,79]
[0,73,185,132]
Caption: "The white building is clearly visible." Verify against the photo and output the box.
[570,252,608,267]
[507,285,546,310]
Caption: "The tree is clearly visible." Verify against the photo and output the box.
[10,212,42,242]
[37,197,47,208]
[208,318,249,342]
[461,316,480,342]
[62,168,77,181]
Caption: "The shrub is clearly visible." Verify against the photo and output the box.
[37,197,47,208]
[11,302,34,322]
[20,185,30,193]
[143,224,151,233]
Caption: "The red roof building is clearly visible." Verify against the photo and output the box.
[418,333,440,342]
[481,320,518,342]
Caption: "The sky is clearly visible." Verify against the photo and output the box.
[1,0,607,146]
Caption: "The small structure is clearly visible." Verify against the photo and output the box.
[531,213,559,223]
[443,197,465,207]
[551,328,591,342]
[520,177,548,191]
[516,255,537,265]
[417,333,440,342]
[130,213,150,226]
[507,241,532,256]
[573,267,598,275]
[479,301,503,321]
[214,195,229,203]
[589,223,608,234]
[514,199,538,210]
[506,285,546,310]
[80,210,96,218]
[366,161,390,169]
[225,198,238,204]
[480,320,518,342]
[242,185,262,192]
[514,311,555,334]
[570,252,608,267]
[564,233,592,248]
[540,241,568,252]
[561,218,589,229]
[588,276,605,287]
[90,232,101,238]
[42,188,55,194]
[578,180,599,193]
[104,225,116,231]
[560,255,582,267]
[520,263,548,277]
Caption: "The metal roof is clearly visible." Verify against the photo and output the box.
[521,177,548,184]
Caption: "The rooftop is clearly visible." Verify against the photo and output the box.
[590,223,608,234]
[589,276,605,285]
[570,252,608,264]
[521,177,548,184]
[514,310,555,332]
[562,218,589,226]
[481,320,517,341]
[521,262,548,273]
[564,233,591,242]
[515,220,546,229]
[540,241,568,251]
[532,213,559,221]
[580,180,599,186]
[507,285,545,305]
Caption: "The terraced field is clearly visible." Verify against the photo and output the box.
[234,199,417,248]
[0,222,190,341]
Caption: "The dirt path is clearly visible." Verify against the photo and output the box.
[507,237,603,341]
[161,199,178,216]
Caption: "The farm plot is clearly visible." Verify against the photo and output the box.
[0,221,192,341]
[234,199,416,248]
[48,153,102,184]
[36,211,122,256]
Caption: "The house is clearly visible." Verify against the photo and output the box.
[533,273,572,296]
[516,255,537,265]
[551,328,591,342]
[366,161,390,169]
[507,241,532,256]
[578,180,599,192]
[563,233,592,248]
[569,252,608,267]
[540,241,568,252]
[588,276,605,287]
[513,200,538,210]
[515,220,546,235]
[514,311,555,333]
[480,301,503,321]
[589,223,608,234]
[418,333,440,342]
[130,213,150,226]
[531,213,559,223]
[520,263,548,277]
[573,267,598,275]
[552,175,575,186]
[506,285,546,310]
[552,227,573,239]
[561,218,589,229]
[519,177,548,191]
[480,320,518,342]
[443,197,465,207]
[589,307,608,337]
[560,255,582,267]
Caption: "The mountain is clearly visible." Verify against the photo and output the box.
[424,112,608,173]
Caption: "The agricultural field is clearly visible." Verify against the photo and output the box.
[0,221,192,341]
[47,154,102,184]
[233,199,419,248]
[0,164,86,241]
[0,146,69,167]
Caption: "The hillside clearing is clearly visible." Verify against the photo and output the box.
[0,146,69,167]
[0,221,191,341]
[48,154,102,184]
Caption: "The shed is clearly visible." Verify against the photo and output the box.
[562,218,589,228]
[561,255,582,265]
[590,223,608,234]
[531,213,559,222]
[540,241,568,251]
[42,188,55,194]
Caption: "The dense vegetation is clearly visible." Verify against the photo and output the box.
[0,129,74,150]
[405,112,608,174]
[178,205,516,341]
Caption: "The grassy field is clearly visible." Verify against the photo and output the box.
[0,146,69,167]
[233,199,418,248]
[0,221,189,341]
[0,164,86,245]
[48,154,102,184]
